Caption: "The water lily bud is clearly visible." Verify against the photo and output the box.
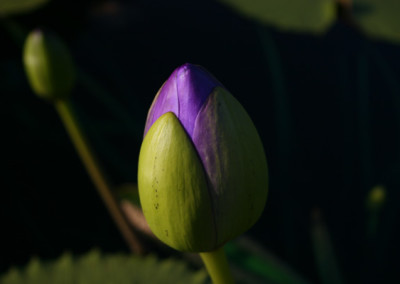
[138,63,268,252]
[366,185,386,211]
[23,29,76,100]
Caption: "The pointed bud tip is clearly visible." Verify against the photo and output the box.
[32,28,43,37]
[145,63,223,137]
[175,63,207,78]
[175,63,221,88]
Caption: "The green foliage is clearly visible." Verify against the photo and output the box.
[217,0,336,33]
[311,210,344,284]
[354,0,400,44]
[117,183,141,207]
[225,242,310,284]
[0,250,208,284]
[219,0,400,44]
[0,0,49,16]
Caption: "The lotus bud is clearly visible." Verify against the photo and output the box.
[138,63,268,252]
[23,29,76,100]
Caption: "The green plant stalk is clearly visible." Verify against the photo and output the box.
[357,48,372,191]
[55,99,143,254]
[367,209,379,239]
[200,247,234,284]
[257,24,296,262]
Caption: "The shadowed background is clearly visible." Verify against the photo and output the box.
[1,0,400,283]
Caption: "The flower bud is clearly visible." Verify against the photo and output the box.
[366,185,386,211]
[23,29,76,100]
[138,63,268,252]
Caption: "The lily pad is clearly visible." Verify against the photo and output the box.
[0,249,208,284]
[354,0,400,44]
[218,0,400,44]
[0,0,50,16]
[217,0,336,33]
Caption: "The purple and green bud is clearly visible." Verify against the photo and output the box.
[138,63,268,252]
[23,29,76,101]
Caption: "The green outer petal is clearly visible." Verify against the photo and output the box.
[138,112,216,252]
[193,87,268,245]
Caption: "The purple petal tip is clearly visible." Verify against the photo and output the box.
[144,63,223,137]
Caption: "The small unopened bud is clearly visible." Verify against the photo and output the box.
[23,29,76,100]
[366,185,386,211]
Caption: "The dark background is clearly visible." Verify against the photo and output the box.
[1,0,399,283]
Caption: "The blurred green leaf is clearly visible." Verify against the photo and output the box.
[225,241,310,284]
[117,183,141,206]
[0,249,208,284]
[217,0,336,33]
[354,0,400,44]
[311,209,344,284]
[0,0,49,16]
[218,0,400,44]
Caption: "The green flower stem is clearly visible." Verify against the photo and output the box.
[55,99,143,254]
[200,247,234,284]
